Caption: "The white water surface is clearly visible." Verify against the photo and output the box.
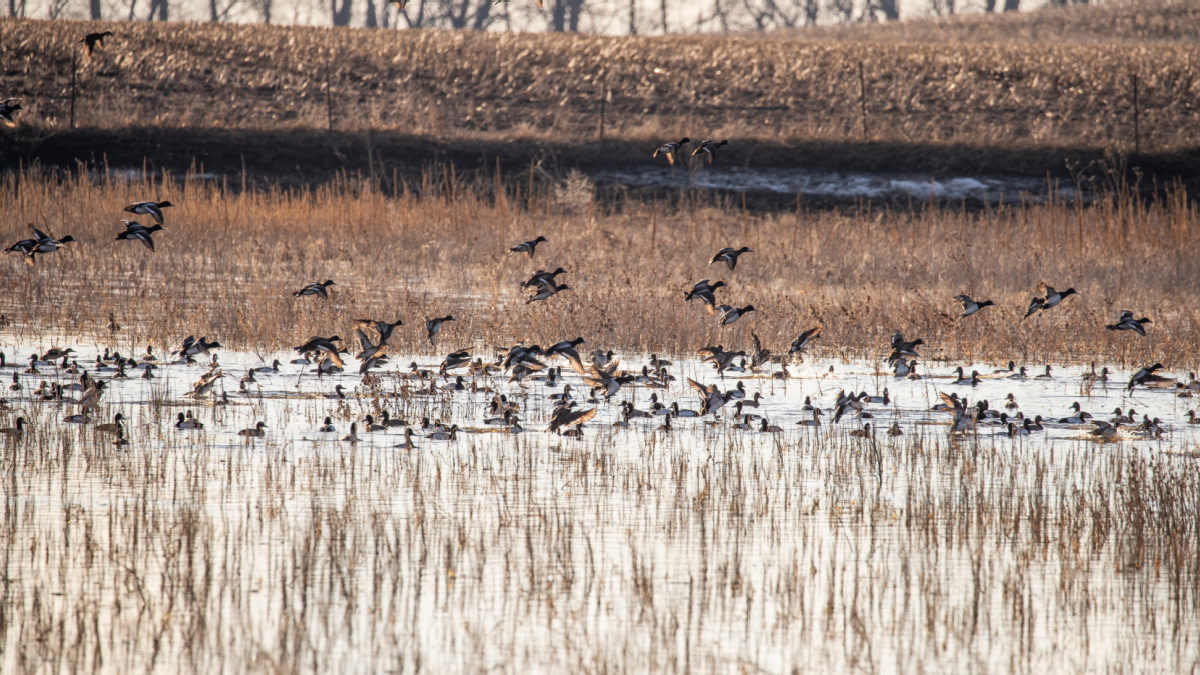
[1,333,1197,673]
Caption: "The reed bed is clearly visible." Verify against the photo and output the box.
[1,394,1197,673]
[1,164,1197,369]
[2,16,1199,158]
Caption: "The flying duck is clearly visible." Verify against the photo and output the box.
[81,31,114,56]
[652,137,690,165]
[114,220,164,251]
[954,294,995,319]
[709,246,753,271]
[691,139,729,163]
[123,200,174,225]
[425,316,455,347]
[1106,310,1151,336]
[509,236,547,257]
[293,280,336,298]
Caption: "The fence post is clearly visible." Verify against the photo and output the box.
[1131,72,1140,155]
[70,47,77,130]
[858,61,868,141]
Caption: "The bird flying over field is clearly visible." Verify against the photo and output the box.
[1106,310,1151,336]
[123,200,174,225]
[81,31,114,57]
[691,139,729,163]
[509,236,547,257]
[954,294,994,319]
[293,279,336,299]
[114,220,164,251]
[1023,282,1077,319]
[652,137,690,165]
[709,246,753,271]
[0,99,22,127]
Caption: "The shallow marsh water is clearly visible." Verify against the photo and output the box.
[1,334,1198,673]
[591,166,1080,204]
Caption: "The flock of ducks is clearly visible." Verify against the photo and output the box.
[2,200,1195,447]
[0,84,1188,446]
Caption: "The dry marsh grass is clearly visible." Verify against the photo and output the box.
[2,15,1200,164]
[2,164,1197,368]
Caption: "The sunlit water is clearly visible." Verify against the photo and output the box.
[1,333,1197,673]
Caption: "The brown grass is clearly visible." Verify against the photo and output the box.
[2,163,1197,369]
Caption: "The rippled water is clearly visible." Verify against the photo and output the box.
[1,334,1197,673]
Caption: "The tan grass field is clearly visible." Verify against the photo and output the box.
[1,9,1199,169]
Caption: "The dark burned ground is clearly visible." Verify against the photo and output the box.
[5,127,1200,211]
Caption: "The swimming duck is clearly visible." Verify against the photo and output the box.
[95,413,124,435]
[342,423,361,443]
[0,99,22,126]
[0,416,27,439]
[887,421,903,436]
[81,31,113,56]
[425,316,455,347]
[719,304,756,326]
[238,421,268,438]
[709,246,753,271]
[293,280,336,299]
[691,139,729,163]
[1106,310,1151,336]
[427,424,459,441]
[652,137,690,164]
[175,412,204,430]
[892,359,915,378]
[114,221,165,251]
[1008,366,1028,380]
[319,416,336,433]
[1090,420,1120,441]
[954,294,995,319]
[123,201,174,225]
[509,236,547,257]
[671,401,700,418]
[849,423,873,438]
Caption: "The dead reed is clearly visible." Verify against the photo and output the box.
[1,163,1197,369]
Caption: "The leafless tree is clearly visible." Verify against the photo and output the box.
[1003,0,1020,9]
[827,0,853,23]
[90,0,102,17]
[7,0,26,17]
[208,0,236,21]
[47,0,69,18]
[253,0,272,23]
[332,0,352,26]
[148,0,168,20]
[550,0,584,31]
